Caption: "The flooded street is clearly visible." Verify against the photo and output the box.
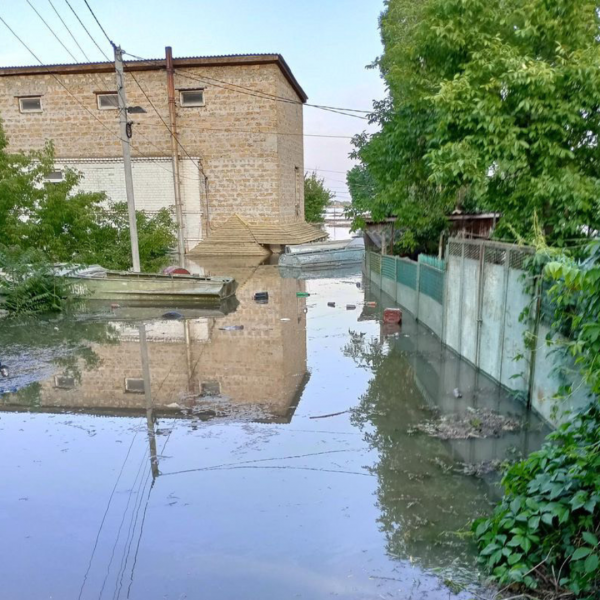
[0,263,549,600]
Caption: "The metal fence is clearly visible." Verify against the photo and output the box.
[364,238,591,426]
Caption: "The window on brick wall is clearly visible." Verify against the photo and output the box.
[124,378,145,393]
[180,89,205,107]
[18,96,43,113]
[45,170,64,184]
[97,93,119,110]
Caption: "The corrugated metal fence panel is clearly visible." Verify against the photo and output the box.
[397,259,418,290]
[382,255,396,280]
[419,264,445,304]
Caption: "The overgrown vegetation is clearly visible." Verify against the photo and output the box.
[349,0,600,253]
[0,246,77,315]
[473,240,600,599]
[304,171,334,223]
[473,406,600,599]
[0,122,176,272]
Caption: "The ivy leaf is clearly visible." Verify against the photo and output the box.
[582,532,598,547]
[584,553,598,574]
[572,547,592,560]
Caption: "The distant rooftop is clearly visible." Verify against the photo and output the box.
[0,53,308,102]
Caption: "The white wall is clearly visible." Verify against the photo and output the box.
[57,157,203,250]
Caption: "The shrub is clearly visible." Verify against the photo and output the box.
[0,246,76,315]
[473,405,600,599]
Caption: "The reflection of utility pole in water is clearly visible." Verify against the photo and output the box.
[183,320,195,394]
[138,324,159,479]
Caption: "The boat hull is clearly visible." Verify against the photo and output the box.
[68,271,237,305]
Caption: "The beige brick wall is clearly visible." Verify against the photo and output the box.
[275,69,305,222]
[0,61,305,234]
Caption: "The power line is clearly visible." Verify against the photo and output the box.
[26,0,79,63]
[185,70,372,116]
[47,0,92,62]
[0,15,202,186]
[173,69,369,120]
[128,70,207,178]
[82,0,114,46]
[64,0,111,61]
[140,122,352,139]
[76,424,141,600]
[122,51,371,117]
[306,167,350,174]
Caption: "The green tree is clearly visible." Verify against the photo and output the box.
[0,122,176,271]
[427,0,600,247]
[304,171,333,223]
[352,0,600,252]
[344,159,378,231]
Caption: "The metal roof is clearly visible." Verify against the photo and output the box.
[0,53,308,102]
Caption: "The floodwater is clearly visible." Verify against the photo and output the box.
[0,261,549,600]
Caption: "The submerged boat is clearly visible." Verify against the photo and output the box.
[57,266,237,305]
[278,236,365,270]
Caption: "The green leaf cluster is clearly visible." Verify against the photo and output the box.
[0,246,77,315]
[304,171,334,223]
[0,121,176,272]
[473,405,600,598]
[350,0,600,252]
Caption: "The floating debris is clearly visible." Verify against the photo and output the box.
[453,388,463,398]
[219,325,244,331]
[346,304,357,310]
[411,408,521,439]
[327,301,336,308]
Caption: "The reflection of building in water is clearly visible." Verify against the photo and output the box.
[6,265,308,423]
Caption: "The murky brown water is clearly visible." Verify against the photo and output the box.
[0,263,549,599]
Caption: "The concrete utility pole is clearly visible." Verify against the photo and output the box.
[114,45,141,272]
[165,46,186,263]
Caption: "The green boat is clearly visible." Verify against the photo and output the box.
[63,266,237,305]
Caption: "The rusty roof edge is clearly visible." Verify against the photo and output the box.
[0,53,308,103]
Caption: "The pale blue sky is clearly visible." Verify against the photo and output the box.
[0,0,386,199]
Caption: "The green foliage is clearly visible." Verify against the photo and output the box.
[474,240,600,598]
[0,246,77,315]
[428,0,600,247]
[543,241,600,398]
[0,121,176,272]
[473,405,600,598]
[304,171,334,223]
[345,163,377,231]
[350,0,600,252]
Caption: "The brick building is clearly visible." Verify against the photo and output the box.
[0,52,324,253]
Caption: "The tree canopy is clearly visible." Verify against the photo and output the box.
[350,0,600,252]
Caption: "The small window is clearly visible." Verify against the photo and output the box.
[180,89,204,107]
[97,93,119,110]
[19,96,43,113]
[124,378,145,393]
[54,375,75,389]
[46,170,64,184]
